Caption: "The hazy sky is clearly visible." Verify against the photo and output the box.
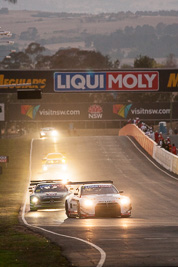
[0,0,178,13]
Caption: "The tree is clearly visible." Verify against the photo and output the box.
[25,42,46,68]
[49,48,114,70]
[121,63,133,69]
[25,42,45,55]
[0,51,31,69]
[35,55,51,69]
[164,53,177,68]
[113,59,120,69]
[0,44,117,70]
[134,55,156,68]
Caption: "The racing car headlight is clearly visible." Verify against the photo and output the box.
[31,197,39,203]
[62,178,68,184]
[43,165,48,171]
[41,132,45,136]
[62,158,66,163]
[51,130,58,137]
[84,199,93,207]
[120,197,131,206]
[62,164,67,170]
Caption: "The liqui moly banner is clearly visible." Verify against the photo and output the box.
[54,71,159,92]
[0,69,178,93]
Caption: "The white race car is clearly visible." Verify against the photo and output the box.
[65,181,132,218]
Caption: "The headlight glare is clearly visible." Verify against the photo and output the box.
[51,130,58,137]
[43,165,48,171]
[62,178,68,184]
[84,199,93,207]
[32,197,38,203]
[120,197,130,206]
[62,164,67,170]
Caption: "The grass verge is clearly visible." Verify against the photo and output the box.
[0,136,71,267]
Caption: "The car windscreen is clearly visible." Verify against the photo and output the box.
[41,128,54,132]
[35,184,68,193]
[81,185,118,195]
[47,154,63,159]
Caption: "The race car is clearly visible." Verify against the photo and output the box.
[40,127,58,138]
[42,152,67,172]
[65,181,132,218]
[42,152,66,165]
[42,158,67,172]
[29,180,70,211]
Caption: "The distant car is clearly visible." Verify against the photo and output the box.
[29,181,70,211]
[65,181,132,218]
[42,152,66,165]
[42,153,67,172]
[42,158,67,172]
[40,127,58,138]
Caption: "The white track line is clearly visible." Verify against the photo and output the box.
[127,136,178,181]
[21,138,106,267]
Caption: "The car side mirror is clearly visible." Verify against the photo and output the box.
[119,190,124,194]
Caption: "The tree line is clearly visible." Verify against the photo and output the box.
[0,42,177,70]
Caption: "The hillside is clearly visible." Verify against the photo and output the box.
[1,10,178,64]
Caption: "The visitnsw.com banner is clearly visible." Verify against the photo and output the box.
[8,102,177,121]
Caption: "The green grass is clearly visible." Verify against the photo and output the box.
[0,136,71,267]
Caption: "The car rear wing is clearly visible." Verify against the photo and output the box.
[29,179,68,186]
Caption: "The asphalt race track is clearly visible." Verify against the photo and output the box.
[23,135,178,267]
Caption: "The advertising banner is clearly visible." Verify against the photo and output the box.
[8,102,177,121]
[54,71,159,92]
[113,102,172,120]
[0,156,9,163]
[0,69,178,93]
[0,70,51,93]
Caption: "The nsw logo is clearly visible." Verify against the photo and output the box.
[21,105,40,119]
[88,104,103,119]
[113,104,132,118]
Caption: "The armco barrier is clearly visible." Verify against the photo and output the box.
[119,124,178,175]
[153,144,173,172]
[172,156,178,174]
[119,124,154,156]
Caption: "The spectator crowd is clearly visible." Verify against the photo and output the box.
[127,118,177,155]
